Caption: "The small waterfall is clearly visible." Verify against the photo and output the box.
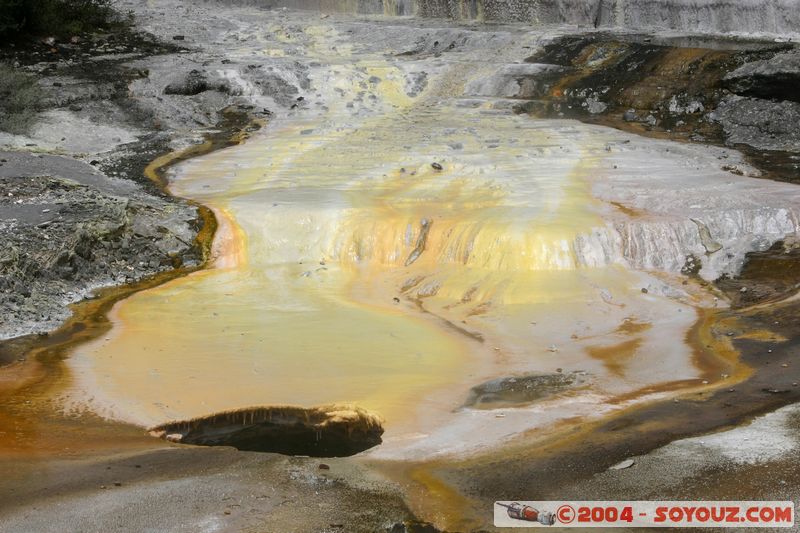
[245,201,799,283]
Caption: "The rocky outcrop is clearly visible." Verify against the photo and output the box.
[711,96,800,153]
[0,152,199,339]
[723,51,800,103]
[465,372,588,408]
[163,69,216,96]
[149,404,384,457]
[712,49,800,154]
[506,34,800,182]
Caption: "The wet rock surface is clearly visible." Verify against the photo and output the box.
[716,237,800,308]
[149,405,384,457]
[465,372,589,408]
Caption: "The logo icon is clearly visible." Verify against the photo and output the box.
[496,502,556,525]
[557,504,576,524]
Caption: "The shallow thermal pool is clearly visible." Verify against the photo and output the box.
[63,17,800,458]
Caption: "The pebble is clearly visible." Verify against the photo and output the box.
[609,459,635,470]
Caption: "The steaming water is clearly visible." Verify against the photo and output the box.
[64,13,800,457]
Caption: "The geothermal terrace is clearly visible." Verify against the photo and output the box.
[1,0,799,531]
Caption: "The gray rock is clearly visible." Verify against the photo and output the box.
[164,69,210,96]
[465,371,589,408]
[711,95,800,152]
[691,218,723,254]
[724,50,800,103]
[609,458,635,470]
[0,152,198,339]
[149,405,383,457]
[584,94,607,114]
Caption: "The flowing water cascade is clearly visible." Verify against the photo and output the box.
[63,13,800,458]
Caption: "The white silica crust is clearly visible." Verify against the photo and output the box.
[656,402,800,465]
